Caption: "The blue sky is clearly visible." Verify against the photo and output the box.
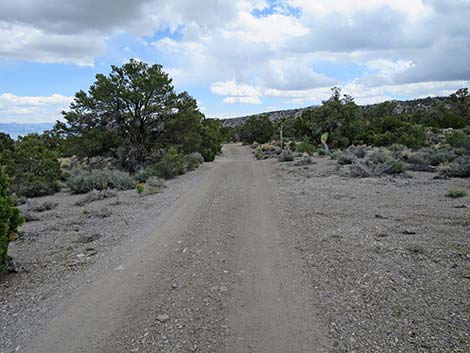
[0,0,469,124]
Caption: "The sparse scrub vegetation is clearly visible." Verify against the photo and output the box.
[296,139,316,155]
[349,149,407,177]
[446,189,467,198]
[66,169,135,194]
[336,151,355,165]
[442,156,470,178]
[26,200,59,213]
[278,150,294,162]
[74,189,118,206]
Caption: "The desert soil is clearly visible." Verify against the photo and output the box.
[1,143,469,353]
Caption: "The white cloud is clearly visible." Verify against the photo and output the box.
[1,0,470,112]
[211,80,260,97]
[211,80,262,105]
[223,96,262,104]
[0,93,72,123]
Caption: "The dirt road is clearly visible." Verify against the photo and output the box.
[23,144,328,353]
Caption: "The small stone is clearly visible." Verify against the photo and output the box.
[156,314,170,323]
[114,265,125,271]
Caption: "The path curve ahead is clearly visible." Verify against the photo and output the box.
[25,144,328,353]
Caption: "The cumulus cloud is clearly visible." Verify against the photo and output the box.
[0,93,73,123]
[1,0,469,112]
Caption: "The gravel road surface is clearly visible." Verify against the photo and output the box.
[20,144,328,353]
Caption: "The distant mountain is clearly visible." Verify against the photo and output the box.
[0,123,54,139]
[221,95,450,127]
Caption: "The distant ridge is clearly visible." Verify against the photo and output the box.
[221,95,449,127]
[0,123,54,139]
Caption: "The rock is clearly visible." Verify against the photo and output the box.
[114,265,125,271]
[402,229,416,235]
[156,314,170,323]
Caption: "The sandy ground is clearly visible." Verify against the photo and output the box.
[1,144,469,353]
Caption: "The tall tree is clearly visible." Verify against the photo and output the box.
[58,59,202,170]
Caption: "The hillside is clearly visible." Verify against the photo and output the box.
[221,95,449,127]
[0,123,54,139]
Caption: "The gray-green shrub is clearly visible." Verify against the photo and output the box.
[337,152,355,165]
[74,189,118,206]
[185,152,204,171]
[67,169,135,194]
[278,150,294,162]
[444,156,470,178]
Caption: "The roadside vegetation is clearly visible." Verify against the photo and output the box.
[239,87,470,179]
[0,60,223,272]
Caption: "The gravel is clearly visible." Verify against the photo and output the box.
[0,164,210,353]
[275,156,470,352]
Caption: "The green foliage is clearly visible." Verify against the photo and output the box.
[302,88,362,148]
[66,169,135,194]
[446,189,467,198]
[255,149,263,160]
[447,130,470,152]
[0,133,14,151]
[1,134,61,198]
[240,115,274,144]
[140,147,188,180]
[296,138,316,155]
[0,168,24,272]
[57,59,212,171]
[136,183,145,194]
[198,119,223,161]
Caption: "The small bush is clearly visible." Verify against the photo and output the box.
[26,200,59,213]
[408,150,435,166]
[347,145,367,159]
[143,177,166,195]
[296,139,316,155]
[185,152,204,171]
[444,156,470,178]
[261,144,276,152]
[350,149,406,178]
[368,149,393,164]
[136,183,145,194]
[278,150,294,162]
[1,169,24,271]
[151,147,188,180]
[447,130,470,152]
[67,169,135,194]
[350,160,406,178]
[255,149,263,160]
[434,149,457,164]
[74,189,117,206]
[447,189,467,198]
[337,152,355,165]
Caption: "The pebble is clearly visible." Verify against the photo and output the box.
[156,314,170,323]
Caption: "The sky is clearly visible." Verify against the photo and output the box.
[0,0,470,123]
